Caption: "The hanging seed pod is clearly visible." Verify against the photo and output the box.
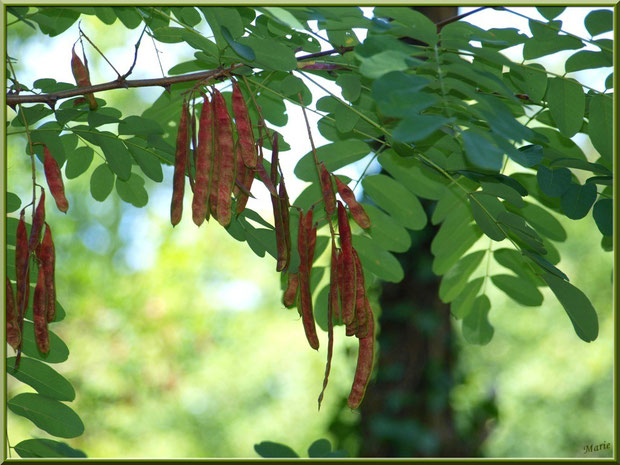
[347,301,375,409]
[33,266,49,354]
[6,278,21,350]
[39,224,56,323]
[192,95,215,226]
[15,209,30,322]
[298,208,319,350]
[213,89,236,227]
[317,238,339,410]
[352,248,367,331]
[337,201,356,325]
[28,189,46,253]
[71,44,97,110]
[43,146,69,213]
[335,177,370,229]
[332,249,342,322]
[319,163,336,216]
[278,179,291,270]
[231,80,257,168]
[282,272,299,308]
[170,100,189,226]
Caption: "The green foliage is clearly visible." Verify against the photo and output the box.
[5,5,613,457]
[254,439,347,458]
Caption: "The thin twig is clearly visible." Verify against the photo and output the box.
[436,7,489,32]
[121,26,147,80]
[78,26,122,79]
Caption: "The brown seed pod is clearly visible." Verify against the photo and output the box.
[28,189,46,253]
[337,201,356,325]
[15,209,30,323]
[33,265,49,354]
[347,300,375,409]
[352,248,367,331]
[213,89,236,227]
[282,272,299,308]
[332,248,342,323]
[6,278,21,350]
[231,80,257,168]
[171,101,189,226]
[39,224,56,323]
[297,208,319,350]
[335,177,370,229]
[192,95,215,226]
[71,44,97,110]
[43,146,69,213]
[319,162,336,216]
[278,179,291,270]
[317,238,338,410]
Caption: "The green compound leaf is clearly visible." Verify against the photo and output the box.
[90,163,115,202]
[8,393,84,438]
[362,174,427,231]
[7,357,75,401]
[560,182,597,220]
[14,438,87,458]
[491,274,544,307]
[439,250,486,303]
[462,295,494,345]
[546,77,585,138]
[542,272,598,342]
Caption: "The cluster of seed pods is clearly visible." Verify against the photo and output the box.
[171,80,259,228]
[8,151,64,368]
[283,161,375,410]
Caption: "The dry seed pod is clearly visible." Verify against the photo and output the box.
[332,249,342,322]
[335,177,370,229]
[297,209,319,350]
[352,248,367,330]
[319,163,336,216]
[213,89,236,227]
[231,80,257,168]
[317,239,339,410]
[282,272,299,308]
[15,210,30,321]
[28,189,46,253]
[71,44,97,110]
[278,179,291,270]
[171,101,189,226]
[43,146,69,213]
[39,224,56,323]
[337,201,356,325]
[33,266,49,354]
[347,300,375,409]
[6,278,21,350]
[192,95,215,226]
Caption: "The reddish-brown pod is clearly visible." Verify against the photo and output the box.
[332,248,342,322]
[335,177,370,229]
[337,201,356,325]
[234,160,254,215]
[192,95,215,226]
[33,266,49,354]
[71,44,97,110]
[213,89,236,227]
[319,163,336,216]
[43,146,69,213]
[28,189,46,253]
[15,209,30,321]
[352,248,367,331]
[282,272,299,308]
[318,239,339,410]
[39,224,56,323]
[297,209,319,350]
[6,278,21,350]
[171,101,189,226]
[278,179,291,269]
[347,300,375,409]
[231,80,257,168]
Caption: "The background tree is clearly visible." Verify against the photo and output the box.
[5,5,613,459]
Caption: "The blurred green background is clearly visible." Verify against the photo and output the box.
[5,7,613,459]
